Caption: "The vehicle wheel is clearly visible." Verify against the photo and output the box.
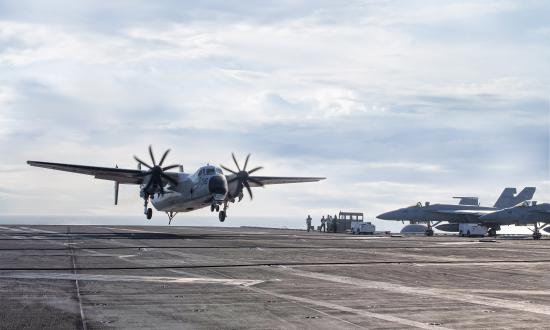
[219,210,226,222]
[146,208,153,220]
[467,230,471,237]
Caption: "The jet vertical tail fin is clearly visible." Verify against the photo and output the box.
[493,187,536,208]
[493,188,517,208]
[513,187,536,204]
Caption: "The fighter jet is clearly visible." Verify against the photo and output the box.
[27,146,325,224]
[376,187,536,236]
[480,201,550,240]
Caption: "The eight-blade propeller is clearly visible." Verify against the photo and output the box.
[134,146,179,195]
[221,153,263,200]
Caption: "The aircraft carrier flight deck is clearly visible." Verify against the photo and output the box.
[0,225,549,329]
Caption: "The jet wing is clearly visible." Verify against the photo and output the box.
[247,176,325,187]
[27,161,146,184]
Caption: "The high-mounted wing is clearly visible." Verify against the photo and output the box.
[247,176,325,186]
[27,161,146,184]
[220,153,325,200]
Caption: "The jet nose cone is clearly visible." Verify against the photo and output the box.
[377,211,394,220]
[208,175,228,195]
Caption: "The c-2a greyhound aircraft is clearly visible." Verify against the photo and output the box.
[27,146,325,223]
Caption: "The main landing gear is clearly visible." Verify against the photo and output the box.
[530,223,546,240]
[143,194,153,220]
[487,226,499,237]
[212,201,229,222]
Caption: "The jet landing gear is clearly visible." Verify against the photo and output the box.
[425,221,440,237]
[487,226,500,238]
[530,223,546,240]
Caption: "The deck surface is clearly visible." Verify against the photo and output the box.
[0,224,549,329]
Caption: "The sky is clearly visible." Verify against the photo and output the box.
[0,1,549,230]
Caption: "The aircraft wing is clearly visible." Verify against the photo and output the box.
[248,176,325,187]
[27,161,146,184]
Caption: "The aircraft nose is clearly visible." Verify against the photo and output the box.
[208,175,228,195]
[377,211,397,220]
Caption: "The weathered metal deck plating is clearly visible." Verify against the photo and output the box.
[0,224,549,329]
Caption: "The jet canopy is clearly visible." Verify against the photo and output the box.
[515,200,536,208]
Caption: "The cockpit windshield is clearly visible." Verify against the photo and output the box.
[198,166,222,176]
[515,200,534,207]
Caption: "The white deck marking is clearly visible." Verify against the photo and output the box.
[95,226,167,234]
[278,267,550,317]
[18,227,60,234]
[0,226,24,232]
[0,272,264,287]
[245,285,452,330]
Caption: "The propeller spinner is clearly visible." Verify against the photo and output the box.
[134,146,179,195]
[221,153,263,200]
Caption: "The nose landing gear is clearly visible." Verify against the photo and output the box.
[424,221,440,237]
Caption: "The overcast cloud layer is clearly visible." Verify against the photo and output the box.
[0,1,549,229]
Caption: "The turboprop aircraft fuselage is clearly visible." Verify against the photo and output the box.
[150,165,236,213]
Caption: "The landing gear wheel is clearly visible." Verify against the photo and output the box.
[467,230,471,237]
[533,232,542,240]
[488,228,497,237]
[425,229,434,237]
[215,205,220,212]
[146,208,153,220]
[219,210,226,222]
[210,204,215,212]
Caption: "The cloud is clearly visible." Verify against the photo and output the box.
[0,1,548,228]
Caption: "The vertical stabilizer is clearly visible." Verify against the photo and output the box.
[493,187,536,208]
[512,187,536,205]
[493,188,516,208]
